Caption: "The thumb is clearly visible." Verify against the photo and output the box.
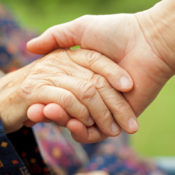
[27,19,83,54]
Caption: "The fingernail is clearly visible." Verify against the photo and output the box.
[120,76,132,89]
[112,123,120,134]
[128,118,138,132]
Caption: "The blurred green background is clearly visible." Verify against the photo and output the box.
[2,0,175,158]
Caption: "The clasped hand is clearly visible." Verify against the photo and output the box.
[27,10,174,143]
[0,48,137,143]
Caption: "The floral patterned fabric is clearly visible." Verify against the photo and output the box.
[0,4,166,175]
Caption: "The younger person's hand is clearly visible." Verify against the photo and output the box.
[27,0,175,142]
[27,1,174,114]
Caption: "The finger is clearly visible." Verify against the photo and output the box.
[27,104,51,124]
[67,49,133,92]
[28,28,133,92]
[27,104,45,122]
[34,86,91,126]
[67,119,106,143]
[27,103,69,126]
[51,75,120,136]
[43,103,70,126]
[27,20,82,54]
[28,103,70,126]
[92,75,139,134]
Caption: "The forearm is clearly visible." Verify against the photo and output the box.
[136,0,175,73]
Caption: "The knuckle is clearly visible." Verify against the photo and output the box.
[93,75,109,89]
[113,101,129,116]
[80,82,96,100]
[77,107,89,119]
[101,110,112,123]
[47,26,60,39]
[86,51,101,67]
[48,26,59,42]
[20,80,33,98]
[96,109,112,125]
[61,91,74,108]
[19,79,42,102]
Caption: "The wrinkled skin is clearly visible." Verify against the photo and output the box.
[0,49,137,137]
[27,12,174,143]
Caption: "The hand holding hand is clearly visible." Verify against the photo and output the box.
[27,13,173,113]
[27,0,175,142]
[0,49,137,140]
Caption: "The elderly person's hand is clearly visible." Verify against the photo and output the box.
[27,0,175,142]
[0,49,137,137]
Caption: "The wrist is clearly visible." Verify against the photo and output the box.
[0,64,33,133]
[135,0,175,75]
